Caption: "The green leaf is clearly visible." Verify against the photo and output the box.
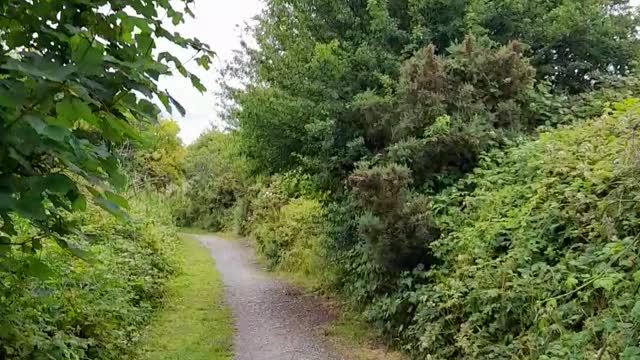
[1,58,74,81]
[0,194,17,210]
[196,55,211,70]
[69,35,104,74]
[54,236,90,259]
[26,258,53,280]
[29,174,76,195]
[168,94,186,116]
[1,214,16,236]
[190,74,206,93]
[632,301,640,322]
[622,347,640,360]
[90,189,129,221]
[71,193,87,212]
[105,191,129,209]
[15,192,46,221]
[8,147,35,173]
[48,174,76,194]
[56,97,97,127]
[24,114,69,142]
[593,277,616,292]
[564,276,578,289]
[55,98,75,126]
[0,242,11,257]
[172,12,184,26]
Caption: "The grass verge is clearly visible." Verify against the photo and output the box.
[324,311,406,360]
[137,235,233,360]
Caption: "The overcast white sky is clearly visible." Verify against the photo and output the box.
[161,0,640,144]
[157,0,263,144]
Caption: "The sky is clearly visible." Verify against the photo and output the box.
[158,0,264,144]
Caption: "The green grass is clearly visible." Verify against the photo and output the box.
[324,311,406,360]
[138,236,233,360]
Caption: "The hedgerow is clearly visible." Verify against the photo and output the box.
[371,100,640,358]
[0,193,179,359]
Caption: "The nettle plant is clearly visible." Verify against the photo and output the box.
[0,1,212,254]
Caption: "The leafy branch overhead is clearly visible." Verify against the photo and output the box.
[0,0,213,252]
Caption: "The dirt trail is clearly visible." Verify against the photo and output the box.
[194,234,345,360]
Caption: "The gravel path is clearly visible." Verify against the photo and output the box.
[194,234,345,360]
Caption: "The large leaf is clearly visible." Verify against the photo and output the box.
[105,191,129,209]
[69,35,105,75]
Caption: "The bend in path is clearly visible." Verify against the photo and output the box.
[193,234,345,360]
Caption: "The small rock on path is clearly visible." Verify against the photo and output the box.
[194,234,345,360]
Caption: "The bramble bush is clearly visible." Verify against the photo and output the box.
[359,100,640,359]
[0,193,179,360]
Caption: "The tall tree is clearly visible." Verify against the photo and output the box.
[222,0,639,185]
[466,0,640,92]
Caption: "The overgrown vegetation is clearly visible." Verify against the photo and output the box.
[176,0,640,358]
[5,0,640,358]
[0,194,178,359]
[399,98,640,359]
[0,0,214,359]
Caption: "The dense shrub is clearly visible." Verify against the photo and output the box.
[385,36,556,191]
[349,164,437,272]
[252,198,328,276]
[125,120,186,191]
[242,171,318,235]
[0,193,178,359]
[360,100,640,358]
[173,131,249,231]
[242,172,328,275]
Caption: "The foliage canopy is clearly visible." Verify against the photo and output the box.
[0,0,212,253]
